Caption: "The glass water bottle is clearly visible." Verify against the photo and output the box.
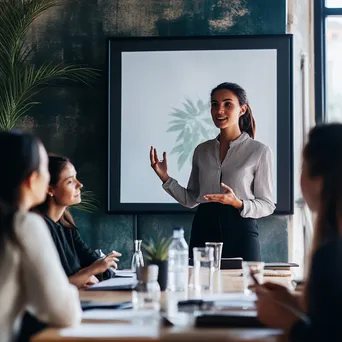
[131,239,144,272]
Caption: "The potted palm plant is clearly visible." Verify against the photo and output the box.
[0,0,99,131]
[143,235,171,291]
[0,0,100,213]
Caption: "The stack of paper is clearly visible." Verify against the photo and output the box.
[88,276,137,291]
[82,309,157,320]
[60,323,159,338]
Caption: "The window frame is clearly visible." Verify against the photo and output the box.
[314,0,342,122]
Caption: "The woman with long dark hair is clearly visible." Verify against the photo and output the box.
[0,131,81,342]
[256,124,342,341]
[35,155,121,289]
[150,82,275,260]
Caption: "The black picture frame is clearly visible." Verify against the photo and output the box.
[108,35,293,215]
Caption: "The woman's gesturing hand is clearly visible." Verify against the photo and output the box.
[150,146,169,183]
[204,183,243,209]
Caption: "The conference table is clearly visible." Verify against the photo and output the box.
[32,270,295,342]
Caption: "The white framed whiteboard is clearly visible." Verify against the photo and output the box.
[108,35,293,214]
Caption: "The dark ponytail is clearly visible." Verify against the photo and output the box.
[34,154,76,229]
[210,82,256,138]
[0,131,41,255]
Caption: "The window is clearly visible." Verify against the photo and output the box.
[315,0,342,122]
[326,0,342,7]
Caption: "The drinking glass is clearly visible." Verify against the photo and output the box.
[205,242,223,271]
[193,247,214,291]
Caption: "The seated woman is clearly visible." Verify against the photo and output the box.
[0,131,81,342]
[35,154,121,289]
[255,123,342,341]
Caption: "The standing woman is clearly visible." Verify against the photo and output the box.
[150,82,275,260]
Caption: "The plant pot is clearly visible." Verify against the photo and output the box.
[148,259,168,291]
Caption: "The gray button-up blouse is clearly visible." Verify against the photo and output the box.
[162,132,275,219]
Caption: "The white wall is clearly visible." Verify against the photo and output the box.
[287,0,316,279]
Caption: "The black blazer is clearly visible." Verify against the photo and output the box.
[43,215,114,280]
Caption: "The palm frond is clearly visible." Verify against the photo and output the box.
[0,63,99,130]
[0,0,100,131]
[72,190,100,213]
[0,0,62,69]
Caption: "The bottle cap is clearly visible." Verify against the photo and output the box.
[147,264,159,281]
[173,226,184,231]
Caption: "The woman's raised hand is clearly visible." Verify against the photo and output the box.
[150,146,169,183]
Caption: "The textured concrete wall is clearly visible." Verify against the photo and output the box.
[23,0,287,268]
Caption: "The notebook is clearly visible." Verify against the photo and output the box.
[87,277,137,291]
[195,310,264,328]
[264,262,299,270]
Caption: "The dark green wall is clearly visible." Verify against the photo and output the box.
[24,0,288,268]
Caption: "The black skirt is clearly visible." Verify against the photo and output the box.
[189,202,261,261]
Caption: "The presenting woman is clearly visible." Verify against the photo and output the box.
[150,82,275,261]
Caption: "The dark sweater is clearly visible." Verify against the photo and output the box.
[289,238,342,341]
[42,215,114,280]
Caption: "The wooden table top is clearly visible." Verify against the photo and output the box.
[32,270,294,342]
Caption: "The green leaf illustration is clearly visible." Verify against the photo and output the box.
[197,99,205,111]
[170,144,183,154]
[176,129,185,142]
[168,98,217,171]
[170,109,189,119]
[166,123,185,132]
[185,98,198,115]
[200,124,210,140]
[168,119,186,125]
[203,118,213,125]
[177,150,190,170]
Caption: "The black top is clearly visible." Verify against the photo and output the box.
[289,237,342,341]
[43,215,114,280]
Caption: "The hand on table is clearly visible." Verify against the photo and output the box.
[255,282,302,330]
[91,251,122,274]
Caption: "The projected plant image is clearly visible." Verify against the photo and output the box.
[167,98,218,171]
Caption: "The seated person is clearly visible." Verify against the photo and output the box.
[35,154,121,289]
[0,131,81,342]
[255,123,342,341]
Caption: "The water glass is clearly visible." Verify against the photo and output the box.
[193,247,214,291]
[242,261,265,295]
[205,242,223,271]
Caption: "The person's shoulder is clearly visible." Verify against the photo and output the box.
[14,211,48,237]
[245,137,272,157]
[195,138,217,153]
[15,211,46,227]
[314,238,342,260]
[245,137,269,150]
[310,237,342,278]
